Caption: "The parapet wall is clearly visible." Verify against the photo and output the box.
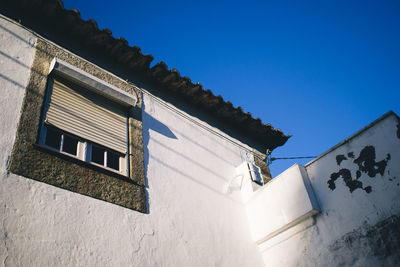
[250,112,400,266]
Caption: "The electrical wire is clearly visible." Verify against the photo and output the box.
[267,156,317,165]
[271,156,317,160]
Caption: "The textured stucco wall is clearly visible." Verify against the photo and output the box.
[0,17,264,267]
[258,113,400,267]
[0,16,37,266]
[0,17,36,171]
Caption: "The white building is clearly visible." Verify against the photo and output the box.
[1,1,399,266]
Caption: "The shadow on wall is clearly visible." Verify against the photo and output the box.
[141,100,243,209]
[142,111,178,140]
[142,102,177,214]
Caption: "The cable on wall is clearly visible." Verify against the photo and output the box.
[267,156,317,165]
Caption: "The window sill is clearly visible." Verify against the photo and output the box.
[33,143,135,185]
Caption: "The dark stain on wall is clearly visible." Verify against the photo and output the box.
[327,146,391,193]
[328,215,400,265]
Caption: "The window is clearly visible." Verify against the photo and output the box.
[9,43,146,212]
[39,59,137,176]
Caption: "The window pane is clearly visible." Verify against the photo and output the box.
[62,135,78,155]
[91,145,105,165]
[107,151,120,171]
[45,127,61,149]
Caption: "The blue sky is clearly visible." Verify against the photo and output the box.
[63,0,400,176]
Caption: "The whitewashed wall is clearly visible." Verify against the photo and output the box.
[0,17,264,267]
[257,113,400,267]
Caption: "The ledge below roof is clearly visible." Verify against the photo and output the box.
[1,0,290,153]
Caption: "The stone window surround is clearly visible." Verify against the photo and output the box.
[8,38,147,213]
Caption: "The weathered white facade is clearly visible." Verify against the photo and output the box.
[1,11,399,267]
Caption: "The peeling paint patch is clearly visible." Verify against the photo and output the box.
[336,155,347,165]
[327,146,391,193]
[353,146,390,178]
[328,168,370,193]
[397,118,400,139]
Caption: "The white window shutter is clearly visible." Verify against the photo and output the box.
[45,78,128,154]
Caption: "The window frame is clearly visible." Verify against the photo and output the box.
[38,59,137,177]
[40,125,83,159]
[40,124,128,176]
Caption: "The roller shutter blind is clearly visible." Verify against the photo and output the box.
[45,78,128,154]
